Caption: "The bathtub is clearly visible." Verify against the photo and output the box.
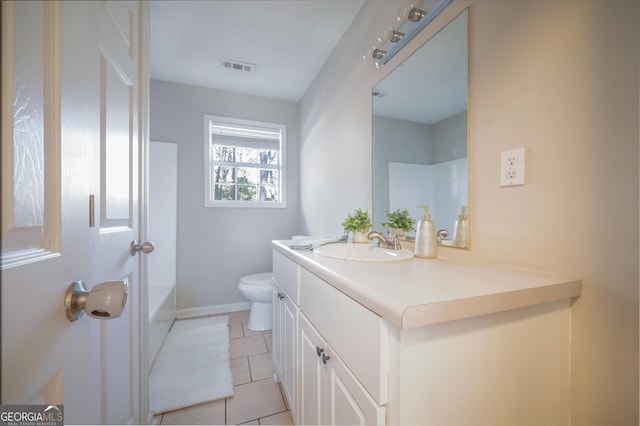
[149,283,175,367]
[148,141,178,368]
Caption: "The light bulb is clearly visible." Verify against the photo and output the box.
[377,27,392,44]
[396,4,418,23]
[362,46,375,60]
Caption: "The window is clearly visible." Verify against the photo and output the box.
[204,115,286,208]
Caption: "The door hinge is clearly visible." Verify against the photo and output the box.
[89,195,95,227]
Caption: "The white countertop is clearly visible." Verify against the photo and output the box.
[272,240,582,329]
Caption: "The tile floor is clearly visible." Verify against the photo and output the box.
[154,310,294,425]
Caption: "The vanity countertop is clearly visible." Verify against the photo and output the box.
[272,240,582,329]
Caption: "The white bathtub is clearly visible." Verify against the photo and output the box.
[149,283,175,367]
[148,141,178,368]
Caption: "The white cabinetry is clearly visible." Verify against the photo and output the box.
[299,269,388,405]
[273,250,386,425]
[271,285,283,378]
[298,313,324,425]
[273,242,577,425]
[299,313,385,425]
[272,251,299,422]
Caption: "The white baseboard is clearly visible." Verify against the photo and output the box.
[176,301,251,319]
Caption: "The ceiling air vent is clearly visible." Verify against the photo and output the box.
[221,59,255,73]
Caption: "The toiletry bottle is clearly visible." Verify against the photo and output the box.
[414,205,437,258]
[452,205,468,248]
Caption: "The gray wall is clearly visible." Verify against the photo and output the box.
[150,80,300,312]
[372,115,431,229]
[300,0,638,423]
[372,111,467,229]
[431,110,467,163]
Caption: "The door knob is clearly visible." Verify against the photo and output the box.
[65,280,128,321]
[130,240,155,256]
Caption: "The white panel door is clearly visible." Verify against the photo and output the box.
[1,1,145,424]
[93,1,142,424]
[1,2,96,421]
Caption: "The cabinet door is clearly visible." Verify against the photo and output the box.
[299,313,386,426]
[283,294,298,420]
[300,268,389,404]
[299,314,326,426]
[326,352,386,425]
[271,285,283,379]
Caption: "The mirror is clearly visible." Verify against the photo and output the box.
[372,9,468,248]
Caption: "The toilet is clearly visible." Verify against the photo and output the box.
[237,272,273,331]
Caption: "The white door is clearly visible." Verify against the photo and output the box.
[92,1,145,424]
[1,1,147,424]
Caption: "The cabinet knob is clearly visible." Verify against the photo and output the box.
[316,346,324,357]
[322,353,331,365]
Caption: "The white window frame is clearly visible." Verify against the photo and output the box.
[204,114,286,208]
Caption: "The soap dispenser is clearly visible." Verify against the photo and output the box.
[414,205,437,258]
[452,205,469,248]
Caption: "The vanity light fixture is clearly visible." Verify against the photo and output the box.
[365,0,452,69]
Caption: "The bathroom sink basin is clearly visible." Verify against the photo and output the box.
[313,243,414,262]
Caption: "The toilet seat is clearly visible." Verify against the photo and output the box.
[240,272,273,286]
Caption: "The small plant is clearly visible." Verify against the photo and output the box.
[382,208,415,231]
[342,208,373,233]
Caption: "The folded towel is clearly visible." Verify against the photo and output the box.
[288,234,347,250]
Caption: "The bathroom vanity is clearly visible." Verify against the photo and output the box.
[271,240,581,425]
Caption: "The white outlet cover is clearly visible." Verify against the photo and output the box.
[501,148,525,187]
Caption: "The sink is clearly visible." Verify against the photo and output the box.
[313,243,414,262]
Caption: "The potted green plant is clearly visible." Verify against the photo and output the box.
[342,208,373,243]
[382,208,415,238]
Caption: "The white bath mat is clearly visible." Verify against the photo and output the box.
[149,315,234,414]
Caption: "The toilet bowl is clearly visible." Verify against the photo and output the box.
[237,272,273,331]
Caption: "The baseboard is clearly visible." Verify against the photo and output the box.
[176,301,251,319]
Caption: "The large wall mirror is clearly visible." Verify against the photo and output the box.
[372,9,468,248]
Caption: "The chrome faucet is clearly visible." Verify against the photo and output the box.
[437,229,449,245]
[367,231,402,250]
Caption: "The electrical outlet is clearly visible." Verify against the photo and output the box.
[501,148,525,187]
